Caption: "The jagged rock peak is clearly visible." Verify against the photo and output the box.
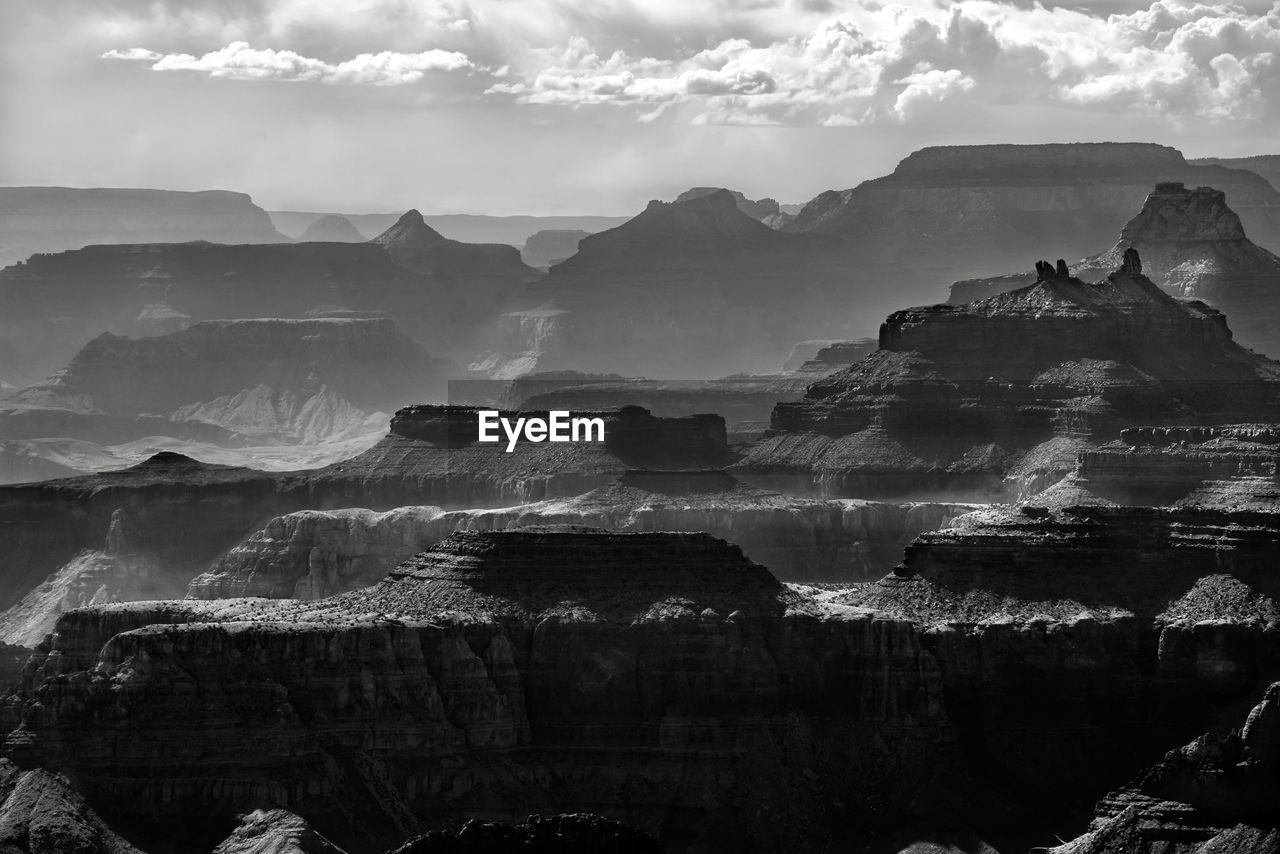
[370,208,448,249]
[1119,182,1248,243]
[297,214,364,243]
[1033,259,1071,280]
[213,808,349,854]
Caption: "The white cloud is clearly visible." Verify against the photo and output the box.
[97,0,1280,124]
[104,40,472,85]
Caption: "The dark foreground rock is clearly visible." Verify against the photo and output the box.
[388,813,664,854]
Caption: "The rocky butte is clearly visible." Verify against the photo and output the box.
[735,251,1280,501]
[950,183,1280,358]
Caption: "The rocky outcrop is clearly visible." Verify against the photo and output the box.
[185,470,974,598]
[736,259,1280,501]
[1047,681,1280,854]
[949,184,1280,357]
[0,318,449,446]
[520,230,589,269]
[0,187,287,267]
[297,215,365,243]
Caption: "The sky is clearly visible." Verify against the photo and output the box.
[2,0,1278,215]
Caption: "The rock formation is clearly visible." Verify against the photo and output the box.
[0,406,737,615]
[520,230,589,269]
[949,184,1280,357]
[185,470,973,599]
[1191,154,1280,193]
[0,318,449,448]
[0,232,535,385]
[786,143,1280,265]
[4,529,956,853]
[479,190,858,378]
[388,814,664,854]
[0,759,143,853]
[214,809,348,854]
[270,212,628,247]
[0,187,287,267]
[371,210,535,283]
[673,187,792,228]
[297,215,366,243]
[1048,682,1280,854]
[736,257,1280,501]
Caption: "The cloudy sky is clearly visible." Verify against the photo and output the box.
[2,0,1277,214]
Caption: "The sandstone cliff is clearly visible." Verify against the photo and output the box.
[736,258,1280,501]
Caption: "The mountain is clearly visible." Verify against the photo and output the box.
[949,183,1280,358]
[296,214,365,242]
[270,211,631,245]
[519,229,589,268]
[0,231,537,386]
[785,143,1280,275]
[673,187,793,227]
[736,252,1280,501]
[480,190,858,378]
[370,209,537,282]
[0,187,288,266]
[1191,153,1280,191]
[0,318,449,448]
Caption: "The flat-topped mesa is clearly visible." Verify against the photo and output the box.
[388,404,729,468]
[890,142,1188,176]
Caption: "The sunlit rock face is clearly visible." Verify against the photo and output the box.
[736,260,1280,502]
[949,183,1280,358]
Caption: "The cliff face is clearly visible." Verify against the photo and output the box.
[0,318,448,446]
[0,187,287,267]
[787,144,1280,271]
[735,261,1280,501]
[950,184,1280,358]
[519,230,589,269]
[186,470,973,599]
[672,187,791,228]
